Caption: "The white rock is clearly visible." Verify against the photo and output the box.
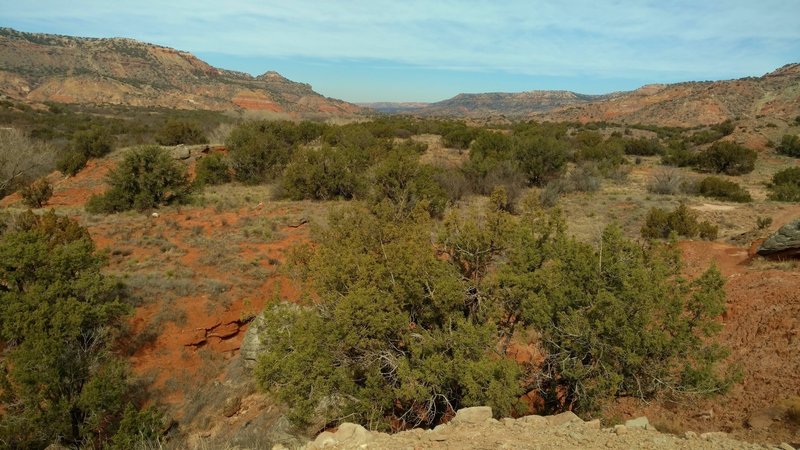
[546,411,583,427]
[624,416,649,429]
[451,406,493,424]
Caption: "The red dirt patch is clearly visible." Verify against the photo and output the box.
[84,204,312,415]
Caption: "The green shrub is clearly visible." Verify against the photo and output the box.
[698,221,719,240]
[463,131,515,180]
[495,221,730,413]
[56,148,90,176]
[71,126,115,158]
[0,210,131,448]
[256,201,731,426]
[624,137,665,156]
[695,141,757,175]
[696,176,752,203]
[768,167,800,202]
[279,146,366,201]
[256,206,524,430]
[776,134,800,157]
[86,145,192,213]
[514,134,569,186]
[441,125,476,149]
[20,178,53,207]
[662,143,698,167]
[227,121,295,184]
[641,203,718,240]
[155,119,208,145]
[370,151,448,218]
[322,123,380,150]
[109,404,165,450]
[195,153,231,186]
[57,127,114,175]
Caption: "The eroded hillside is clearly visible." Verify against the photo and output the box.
[0,28,361,115]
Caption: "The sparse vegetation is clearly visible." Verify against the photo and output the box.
[648,169,688,195]
[0,128,56,197]
[756,216,773,230]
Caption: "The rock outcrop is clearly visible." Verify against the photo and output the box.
[0,28,362,116]
[758,219,800,257]
[301,407,783,449]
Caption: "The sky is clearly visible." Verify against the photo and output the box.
[1,1,799,103]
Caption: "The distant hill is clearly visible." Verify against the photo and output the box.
[365,65,800,128]
[0,28,361,115]
[407,90,624,117]
[537,64,800,127]
[358,102,431,114]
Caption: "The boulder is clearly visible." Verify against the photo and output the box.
[450,406,493,425]
[239,313,267,369]
[546,411,583,427]
[222,395,241,417]
[757,219,800,257]
[624,416,650,430]
[307,423,372,449]
[170,144,191,160]
[241,304,302,369]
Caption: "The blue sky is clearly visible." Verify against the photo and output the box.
[2,1,799,102]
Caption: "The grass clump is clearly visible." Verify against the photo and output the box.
[648,169,688,195]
